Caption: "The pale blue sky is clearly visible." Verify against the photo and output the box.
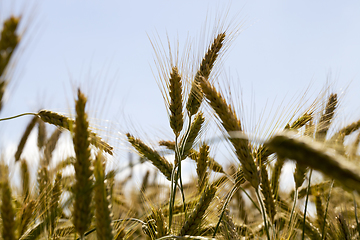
[1,1,359,173]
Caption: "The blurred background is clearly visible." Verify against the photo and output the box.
[0,0,359,187]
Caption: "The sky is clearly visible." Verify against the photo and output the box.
[0,1,360,186]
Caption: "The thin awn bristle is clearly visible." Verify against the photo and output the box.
[266,131,360,193]
[169,66,184,137]
[200,76,259,189]
[72,89,93,238]
[186,32,226,116]
[38,109,113,155]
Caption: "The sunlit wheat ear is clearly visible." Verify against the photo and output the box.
[37,118,46,149]
[179,184,217,236]
[38,110,113,155]
[266,131,360,193]
[20,159,30,201]
[186,32,226,116]
[14,116,38,161]
[37,166,49,215]
[1,174,16,240]
[196,143,210,193]
[286,112,313,130]
[199,76,259,189]
[127,133,173,181]
[168,66,184,137]
[316,93,337,141]
[18,199,35,236]
[260,164,276,224]
[72,89,93,238]
[94,153,114,240]
[0,16,20,111]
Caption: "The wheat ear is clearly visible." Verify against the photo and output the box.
[37,118,46,149]
[316,93,337,141]
[179,184,217,236]
[94,153,114,240]
[260,164,276,224]
[169,66,184,137]
[186,32,226,116]
[18,200,35,236]
[271,155,284,199]
[15,116,38,161]
[315,193,325,231]
[294,163,308,189]
[20,159,30,201]
[200,76,259,188]
[38,110,113,155]
[49,172,62,236]
[72,89,93,238]
[0,16,20,111]
[196,143,209,193]
[181,112,205,160]
[127,133,173,181]
[266,131,360,193]
[43,128,62,164]
[1,176,16,240]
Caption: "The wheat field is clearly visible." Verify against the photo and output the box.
[0,12,360,240]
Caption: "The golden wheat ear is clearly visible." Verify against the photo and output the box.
[14,116,38,161]
[316,93,337,141]
[168,66,184,137]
